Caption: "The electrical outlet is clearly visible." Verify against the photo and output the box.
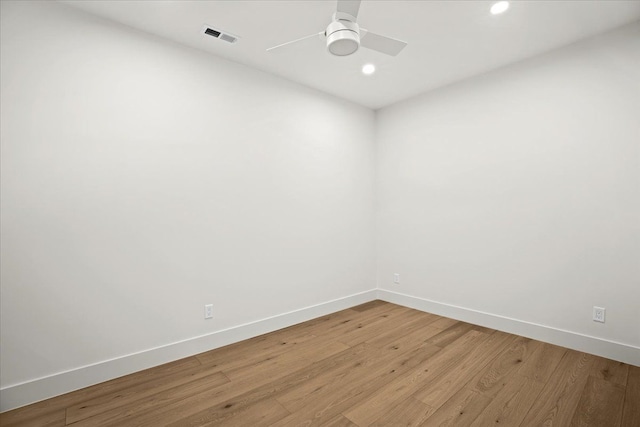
[393,273,400,284]
[593,306,605,323]
[204,304,213,319]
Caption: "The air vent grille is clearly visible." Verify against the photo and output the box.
[202,25,238,44]
[204,28,221,38]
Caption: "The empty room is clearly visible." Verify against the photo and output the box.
[1,0,639,425]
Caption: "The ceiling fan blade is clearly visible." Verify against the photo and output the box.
[336,0,361,20]
[266,32,324,53]
[360,29,407,56]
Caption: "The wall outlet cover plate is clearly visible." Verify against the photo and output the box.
[593,306,605,323]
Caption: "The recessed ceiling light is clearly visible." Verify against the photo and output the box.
[362,63,376,75]
[490,1,509,15]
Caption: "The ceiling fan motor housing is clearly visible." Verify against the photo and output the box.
[325,20,360,56]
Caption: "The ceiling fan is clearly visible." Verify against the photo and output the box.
[266,0,407,57]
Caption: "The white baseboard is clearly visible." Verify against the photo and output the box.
[377,289,640,367]
[0,289,377,413]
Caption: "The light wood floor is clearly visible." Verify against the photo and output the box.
[2,301,638,426]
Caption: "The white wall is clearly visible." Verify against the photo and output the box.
[0,0,375,403]
[377,22,640,354]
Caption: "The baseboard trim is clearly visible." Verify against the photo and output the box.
[0,289,377,412]
[377,289,640,366]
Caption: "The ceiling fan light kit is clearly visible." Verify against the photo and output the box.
[326,19,360,56]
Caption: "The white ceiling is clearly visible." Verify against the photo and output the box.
[61,0,640,109]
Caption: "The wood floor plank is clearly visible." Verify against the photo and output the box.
[275,328,441,414]
[122,340,353,427]
[418,387,491,427]
[276,342,442,416]
[334,307,428,348]
[621,365,640,427]
[425,322,477,348]
[343,330,488,426]
[0,408,66,427]
[318,414,359,427]
[516,341,567,384]
[413,331,515,410]
[66,362,230,423]
[122,337,382,426]
[0,357,201,427]
[362,312,442,350]
[322,414,358,427]
[2,301,634,427]
[173,340,439,427]
[466,336,540,398]
[469,375,543,426]
[370,397,434,426]
[68,372,230,427]
[519,350,595,426]
[195,398,290,427]
[274,352,437,427]
[570,376,625,426]
[428,317,459,330]
[223,340,350,382]
[589,356,629,387]
[346,307,438,347]
[315,305,415,349]
[269,344,443,426]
